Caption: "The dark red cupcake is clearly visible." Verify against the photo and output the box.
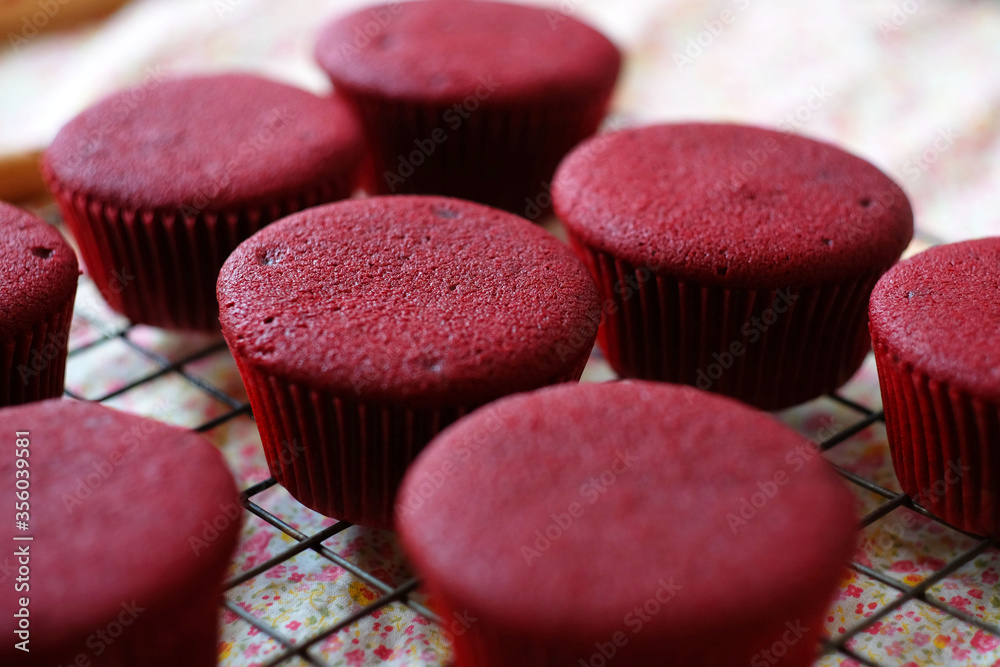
[553,122,914,409]
[397,381,857,666]
[0,202,78,406]
[0,399,240,667]
[314,0,620,215]
[42,73,365,331]
[870,237,1000,536]
[217,195,600,528]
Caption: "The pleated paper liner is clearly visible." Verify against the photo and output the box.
[73,570,223,667]
[347,93,610,216]
[234,355,591,529]
[43,174,357,332]
[873,342,1000,537]
[36,528,236,667]
[421,580,826,667]
[570,238,884,410]
[1,297,74,407]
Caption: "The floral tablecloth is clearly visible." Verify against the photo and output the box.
[6,0,1000,664]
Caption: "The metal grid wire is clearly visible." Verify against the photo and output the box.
[59,252,997,667]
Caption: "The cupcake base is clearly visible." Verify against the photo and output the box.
[571,239,881,410]
[1,297,74,407]
[45,176,357,332]
[236,356,590,529]
[347,94,610,217]
[874,342,1000,536]
[432,585,826,667]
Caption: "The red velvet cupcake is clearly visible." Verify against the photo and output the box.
[0,202,78,406]
[42,73,365,331]
[314,0,621,215]
[397,381,857,666]
[870,237,1000,536]
[553,122,914,409]
[217,195,600,528]
[0,399,240,667]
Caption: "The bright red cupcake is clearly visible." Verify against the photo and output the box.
[553,122,914,409]
[217,195,600,528]
[870,237,1000,536]
[0,202,78,406]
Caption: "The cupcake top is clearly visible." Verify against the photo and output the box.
[314,0,621,105]
[397,381,856,642]
[0,399,240,645]
[217,196,600,407]
[0,202,78,338]
[870,237,1000,405]
[43,73,365,211]
[554,123,914,288]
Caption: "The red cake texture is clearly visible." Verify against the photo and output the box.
[218,195,601,527]
[0,202,78,406]
[870,238,1000,536]
[397,381,857,666]
[553,122,914,409]
[0,400,240,667]
[42,73,365,331]
[315,0,620,214]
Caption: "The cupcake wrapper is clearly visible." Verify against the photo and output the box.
[429,582,825,667]
[571,239,881,410]
[348,93,610,216]
[874,343,1000,536]
[44,174,357,332]
[1,297,74,407]
[39,545,229,667]
[234,355,589,529]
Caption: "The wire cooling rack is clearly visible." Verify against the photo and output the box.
[53,217,1000,666]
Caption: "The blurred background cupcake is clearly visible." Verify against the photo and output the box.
[42,73,365,331]
[314,0,621,216]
